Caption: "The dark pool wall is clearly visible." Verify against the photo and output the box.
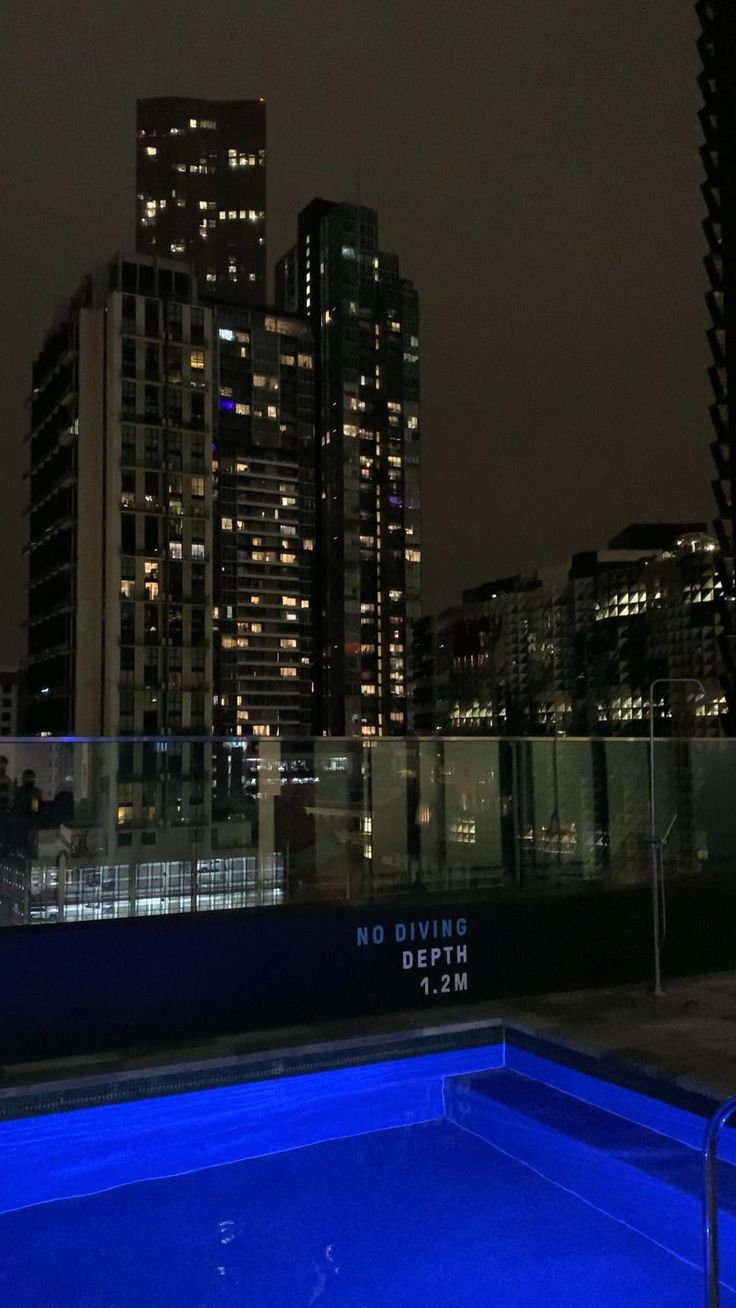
[2,875,735,1063]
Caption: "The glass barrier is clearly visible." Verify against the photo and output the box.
[0,736,732,926]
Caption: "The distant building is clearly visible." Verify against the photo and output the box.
[413,525,727,736]
[276,199,421,736]
[213,307,316,738]
[697,2,736,724]
[136,97,266,306]
[0,670,19,737]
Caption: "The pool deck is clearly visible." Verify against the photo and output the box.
[3,969,736,1111]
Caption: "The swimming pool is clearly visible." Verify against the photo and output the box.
[0,1031,732,1305]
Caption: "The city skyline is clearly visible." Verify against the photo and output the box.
[0,0,713,673]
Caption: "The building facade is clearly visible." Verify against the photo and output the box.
[27,253,214,738]
[136,97,266,306]
[276,199,421,737]
[698,1,736,725]
[213,308,316,738]
[413,526,727,737]
[0,671,19,738]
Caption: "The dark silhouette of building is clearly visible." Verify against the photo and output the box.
[136,97,266,305]
[698,2,736,725]
[276,200,421,737]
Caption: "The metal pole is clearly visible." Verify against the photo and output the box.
[648,677,706,996]
[703,1093,736,1307]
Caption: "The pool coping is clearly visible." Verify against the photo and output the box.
[0,1017,727,1124]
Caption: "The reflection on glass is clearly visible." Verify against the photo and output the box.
[0,736,729,925]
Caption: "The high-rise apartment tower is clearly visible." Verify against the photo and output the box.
[698,1,736,726]
[276,200,421,736]
[136,97,266,305]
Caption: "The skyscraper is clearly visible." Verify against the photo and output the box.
[213,308,316,738]
[698,1,736,726]
[136,97,266,305]
[276,200,421,737]
[27,253,214,737]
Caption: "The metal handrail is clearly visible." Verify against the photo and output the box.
[703,1093,736,1306]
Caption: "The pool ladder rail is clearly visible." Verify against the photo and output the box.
[704,1093,736,1306]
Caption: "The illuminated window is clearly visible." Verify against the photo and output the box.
[145,146,157,157]
[170,542,182,559]
[170,241,186,255]
[189,117,198,128]
[281,553,296,564]
[235,403,250,416]
[267,405,277,419]
[282,595,297,607]
[280,667,298,677]
[190,350,205,371]
[280,638,298,649]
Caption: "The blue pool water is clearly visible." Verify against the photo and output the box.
[0,1041,733,1306]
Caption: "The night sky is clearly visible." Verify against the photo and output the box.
[0,0,712,666]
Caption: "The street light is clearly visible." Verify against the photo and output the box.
[648,677,706,996]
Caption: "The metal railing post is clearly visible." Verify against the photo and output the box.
[703,1093,736,1306]
[648,677,705,995]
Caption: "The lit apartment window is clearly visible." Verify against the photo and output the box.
[282,596,297,607]
[190,350,205,370]
[145,146,157,157]
[280,667,298,677]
